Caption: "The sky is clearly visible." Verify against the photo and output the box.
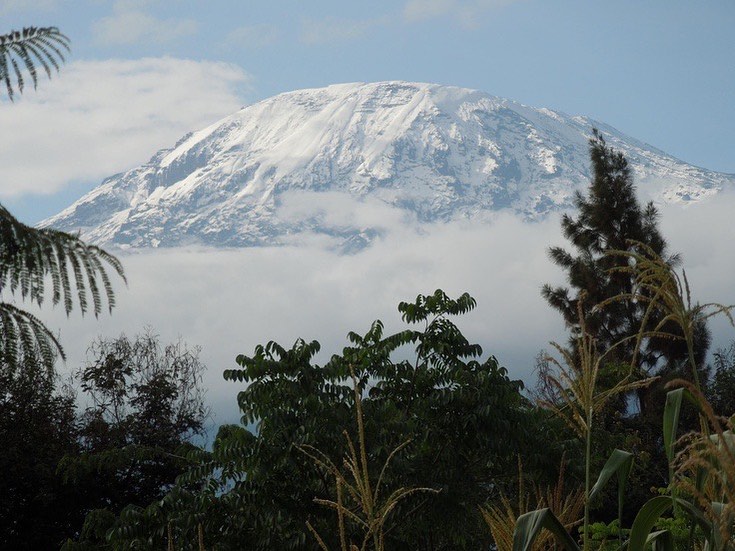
[2,0,735,427]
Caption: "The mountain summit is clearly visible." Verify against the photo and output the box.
[42,81,733,249]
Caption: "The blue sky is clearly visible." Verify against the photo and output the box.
[1,0,733,224]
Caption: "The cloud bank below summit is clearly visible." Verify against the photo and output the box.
[31,189,735,426]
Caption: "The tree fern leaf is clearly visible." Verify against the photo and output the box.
[55,243,74,315]
[1,26,69,99]
[10,57,23,93]
[19,41,54,80]
[32,35,68,66]
[8,42,37,86]
[48,243,62,306]
[84,252,103,317]
[66,249,88,315]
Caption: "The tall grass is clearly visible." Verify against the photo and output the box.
[513,242,735,551]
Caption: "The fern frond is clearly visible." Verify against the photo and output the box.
[0,204,125,369]
[0,26,70,100]
[0,301,63,368]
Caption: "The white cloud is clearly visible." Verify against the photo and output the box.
[33,207,565,425]
[27,190,735,426]
[403,0,524,27]
[92,7,198,46]
[0,57,249,198]
[276,190,415,231]
[224,23,280,50]
[300,16,387,45]
[658,192,735,348]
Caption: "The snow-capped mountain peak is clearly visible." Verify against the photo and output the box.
[41,81,734,250]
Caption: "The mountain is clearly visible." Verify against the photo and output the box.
[41,81,734,250]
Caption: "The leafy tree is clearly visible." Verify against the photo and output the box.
[0,25,126,549]
[706,340,735,417]
[0,27,125,372]
[59,330,209,549]
[0,353,81,549]
[541,128,710,414]
[543,129,666,370]
[104,291,559,551]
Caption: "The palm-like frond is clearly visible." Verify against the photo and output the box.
[0,26,70,100]
[0,204,125,368]
[0,301,61,369]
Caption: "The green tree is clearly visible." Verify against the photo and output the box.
[541,129,709,414]
[0,27,125,372]
[59,330,209,549]
[538,129,712,526]
[706,340,735,417]
[104,291,558,551]
[0,352,82,549]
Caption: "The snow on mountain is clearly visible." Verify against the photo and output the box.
[40,81,735,250]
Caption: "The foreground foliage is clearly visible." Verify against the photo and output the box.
[515,243,735,551]
[104,290,556,550]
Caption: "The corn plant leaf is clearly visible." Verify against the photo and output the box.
[663,388,685,466]
[710,502,729,551]
[628,496,673,551]
[589,448,633,545]
[512,507,581,551]
[648,530,674,551]
[676,498,719,550]
[663,387,708,493]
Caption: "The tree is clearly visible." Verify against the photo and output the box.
[538,129,712,526]
[60,330,209,549]
[0,25,126,548]
[0,351,81,549]
[1,27,125,372]
[103,291,560,551]
[541,129,709,411]
[706,340,735,417]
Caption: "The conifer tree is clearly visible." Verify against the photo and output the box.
[541,129,709,413]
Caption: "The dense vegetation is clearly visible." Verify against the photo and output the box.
[3,24,735,551]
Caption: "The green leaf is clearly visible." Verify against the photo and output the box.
[663,388,684,467]
[663,388,708,495]
[648,530,674,551]
[589,449,633,545]
[676,498,720,550]
[512,508,581,551]
[628,496,673,551]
